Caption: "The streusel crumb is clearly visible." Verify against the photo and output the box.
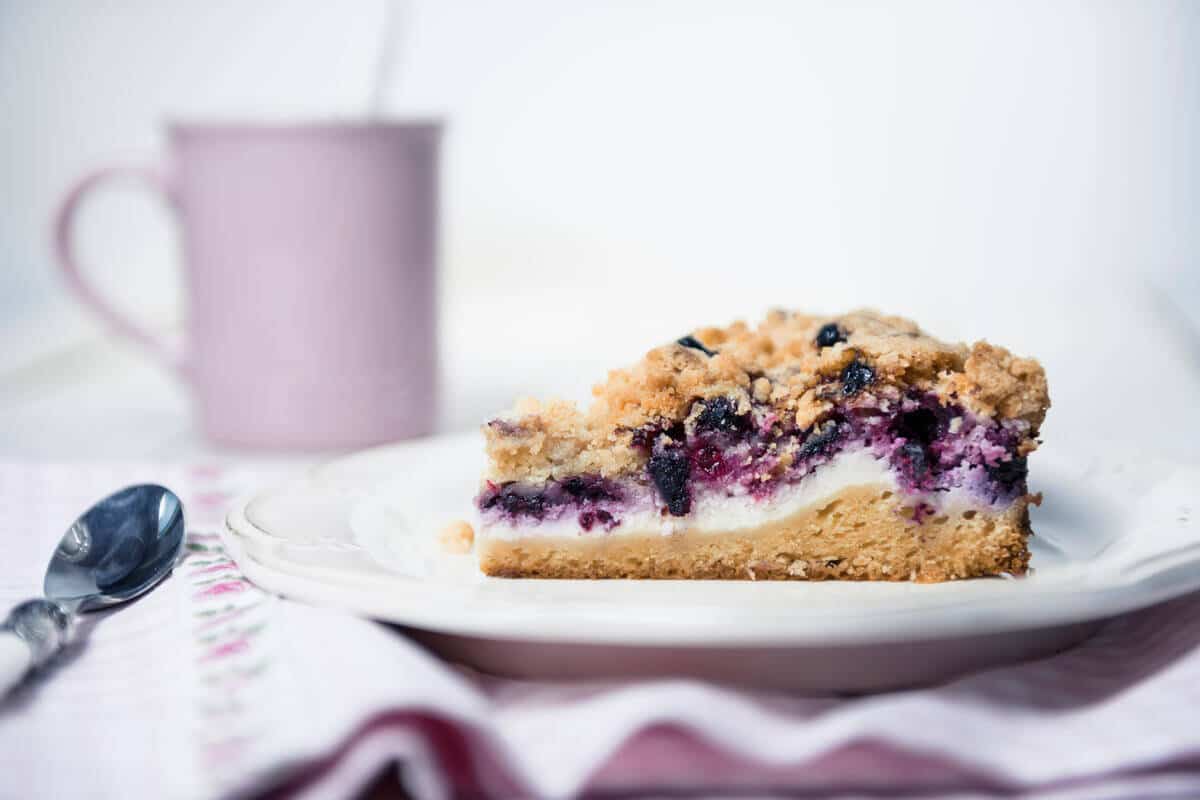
[481,309,1049,484]
[438,520,475,554]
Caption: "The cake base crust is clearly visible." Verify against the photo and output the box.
[477,485,1031,582]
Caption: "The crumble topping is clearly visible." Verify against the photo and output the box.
[437,520,476,554]
[937,342,1051,424]
[482,309,1049,485]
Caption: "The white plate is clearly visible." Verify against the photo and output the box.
[223,433,1200,691]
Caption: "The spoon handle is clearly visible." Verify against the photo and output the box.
[0,599,74,696]
[0,635,29,696]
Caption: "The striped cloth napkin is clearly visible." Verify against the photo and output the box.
[2,463,1199,799]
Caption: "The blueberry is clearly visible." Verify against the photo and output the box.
[895,408,939,446]
[815,323,845,348]
[561,476,618,503]
[798,421,842,460]
[694,397,749,434]
[479,483,526,512]
[648,447,691,516]
[987,456,1028,490]
[676,335,717,357]
[630,422,684,450]
[840,360,875,397]
[499,491,546,518]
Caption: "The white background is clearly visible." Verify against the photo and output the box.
[1,1,1198,456]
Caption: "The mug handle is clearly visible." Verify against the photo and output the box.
[52,166,188,378]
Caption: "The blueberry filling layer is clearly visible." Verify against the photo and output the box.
[477,475,624,529]
[478,391,1030,531]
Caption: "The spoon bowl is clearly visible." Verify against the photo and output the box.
[43,484,186,612]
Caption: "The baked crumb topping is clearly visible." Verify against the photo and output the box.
[482,309,1049,484]
[437,519,476,554]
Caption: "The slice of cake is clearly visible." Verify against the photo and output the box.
[474,310,1049,582]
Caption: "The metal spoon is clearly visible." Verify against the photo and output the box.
[0,484,186,696]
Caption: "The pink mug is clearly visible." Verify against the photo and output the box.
[53,121,440,449]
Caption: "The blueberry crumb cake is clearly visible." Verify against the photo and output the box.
[475,310,1049,582]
